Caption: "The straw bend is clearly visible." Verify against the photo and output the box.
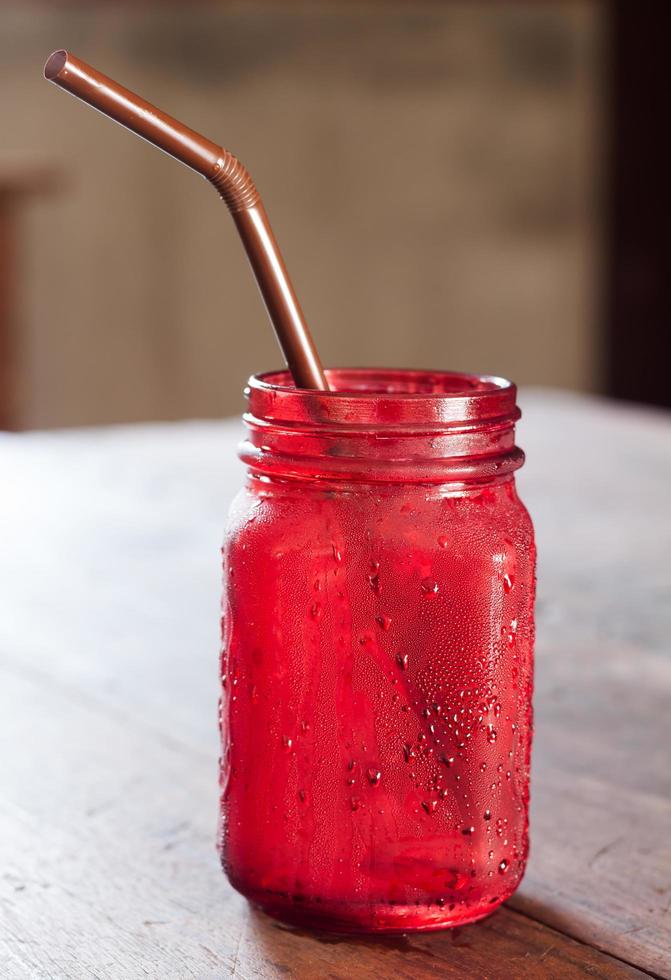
[210,152,260,213]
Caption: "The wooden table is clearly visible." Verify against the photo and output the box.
[1,391,669,979]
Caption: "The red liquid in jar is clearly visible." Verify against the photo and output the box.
[219,369,535,932]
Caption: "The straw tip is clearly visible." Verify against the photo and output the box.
[44,50,68,81]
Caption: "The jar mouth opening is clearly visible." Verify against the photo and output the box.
[250,367,513,401]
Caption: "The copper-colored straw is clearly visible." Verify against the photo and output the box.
[43,50,329,391]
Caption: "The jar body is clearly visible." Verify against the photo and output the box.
[219,370,535,933]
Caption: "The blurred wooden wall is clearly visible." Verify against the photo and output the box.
[0,2,604,428]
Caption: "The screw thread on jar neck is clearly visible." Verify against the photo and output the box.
[241,368,524,486]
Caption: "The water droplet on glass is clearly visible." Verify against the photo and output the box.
[350,797,362,812]
[310,602,323,621]
[486,725,497,743]
[367,768,381,786]
[447,871,469,890]
[484,809,492,821]
[421,800,438,815]
[437,535,450,549]
[298,789,307,803]
[441,754,455,768]
[332,543,342,563]
[421,578,439,596]
[396,652,409,671]
[376,614,392,631]
[282,736,293,751]
[498,859,509,874]
[369,573,381,595]
[503,574,515,593]
[462,826,475,836]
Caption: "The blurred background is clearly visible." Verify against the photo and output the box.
[0,2,666,428]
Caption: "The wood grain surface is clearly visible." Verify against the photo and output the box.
[0,391,669,978]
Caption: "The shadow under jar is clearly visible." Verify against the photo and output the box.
[219,368,535,933]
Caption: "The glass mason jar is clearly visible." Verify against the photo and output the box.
[219,368,535,933]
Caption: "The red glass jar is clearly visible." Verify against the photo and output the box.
[219,368,535,933]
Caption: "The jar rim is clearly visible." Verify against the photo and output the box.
[248,367,514,402]
[245,368,518,429]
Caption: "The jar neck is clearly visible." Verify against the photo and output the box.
[240,368,524,486]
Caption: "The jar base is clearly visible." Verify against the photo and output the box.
[241,885,506,934]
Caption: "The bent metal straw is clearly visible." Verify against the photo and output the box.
[43,49,329,391]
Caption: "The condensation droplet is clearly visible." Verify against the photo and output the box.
[367,768,381,786]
